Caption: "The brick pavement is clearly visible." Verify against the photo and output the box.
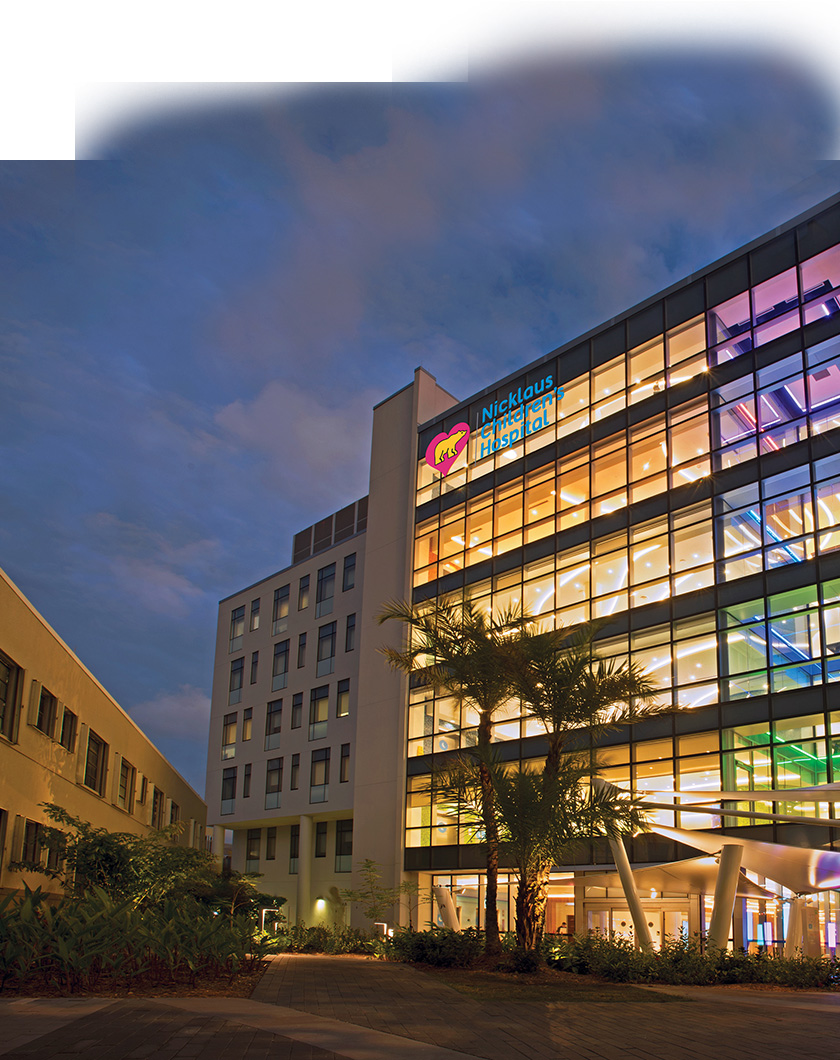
[1,954,839,1060]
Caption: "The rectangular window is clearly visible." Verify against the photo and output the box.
[83,730,108,794]
[221,767,237,815]
[310,748,330,803]
[265,757,283,809]
[169,802,179,826]
[250,598,261,631]
[22,820,43,865]
[289,824,300,874]
[138,776,148,804]
[250,651,259,685]
[229,658,244,705]
[290,752,300,789]
[59,707,77,752]
[272,640,290,691]
[345,613,356,653]
[297,632,307,668]
[35,687,58,737]
[118,759,136,810]
[266,826,277,860]
[340,743,350,783]
[151,787,165,829]
[246,828,261,871]
[291,692,302,729]
[342,553,356,591]
[272,584,290,635]
[0,651,21,741]
[317,622,336,677]
[335,819,353,872]
[243,762,252,798]
[309,685,329,740]
[222,712,237,759]
[315,820,328,857]
[315,564,336,618]
[337,679,350,717]
[242,707,252,741]
[265,699,282,750]
[230,605,245,652]
[298,575,310,610]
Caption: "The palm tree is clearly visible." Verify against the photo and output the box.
[378,597,529,954]
[505,619,664,946]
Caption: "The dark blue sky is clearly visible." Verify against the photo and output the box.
[2,54,839,794]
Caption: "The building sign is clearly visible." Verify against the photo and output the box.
[424,371,565,476]
[477,372,563,461]
[425,423,471,476]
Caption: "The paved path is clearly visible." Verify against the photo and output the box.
[1,954,838,1060]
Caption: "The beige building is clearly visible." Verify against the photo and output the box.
[0,566,207,897]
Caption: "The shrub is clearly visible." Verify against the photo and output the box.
[385,927,483,967]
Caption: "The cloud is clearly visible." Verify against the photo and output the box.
[129,684,211,743]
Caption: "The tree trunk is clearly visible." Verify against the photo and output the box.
[515,866,550,950]
[479,756,502,954]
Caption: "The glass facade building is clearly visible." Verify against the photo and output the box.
[402,194,840,946]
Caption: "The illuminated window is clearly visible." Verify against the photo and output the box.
[229,605,245,652]
[272,585,290,635]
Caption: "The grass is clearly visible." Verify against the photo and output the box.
[415,964,678,1003]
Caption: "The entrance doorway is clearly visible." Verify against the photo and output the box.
[586,905,689,949]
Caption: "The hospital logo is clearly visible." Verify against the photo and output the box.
[425,423,471,476]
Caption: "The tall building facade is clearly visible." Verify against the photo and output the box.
[208,192,840,950]
[0,567,207,898]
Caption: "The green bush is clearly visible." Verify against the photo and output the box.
[544,932,840,989]
[274,923,377,956]
[385,927,483,967]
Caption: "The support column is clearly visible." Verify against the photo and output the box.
[608,835,653,952]
[296,815,313,925]
[707,844,742,950]
[784,898,803,957]
[212,826,226,867]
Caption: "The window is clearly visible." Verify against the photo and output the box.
[298,575,310,610]
[59,707,77,752]
[317,623,336,677]
[289,824,300,874]
[246,828,261,871]
[272,640,290,691]
[291,693,302,729]
[265,699,282,750]
[250,651,259,685]
[297,633,307,668]
[315,564,335,618]
[342,553,356,591]
[335,819,353,872]
[169,801,180,826]
[243,763,252,798]
[272,585,290,635]
[290,752,300,789]
[83,730,108,794]
[345,614,356,653]
[0,651,21,740]
[266,826,277,860]
[242,707,252,742]
[221,767,237,815]
[22,820,43,865]
[118,759,136,810]
[230,605,245,652]
[315,821,328,857]
[138,776,148,804]
[309,686,329,740]
[250,598,261,631]
[340,743,350,783]
[151,787,165,829]
[310,748,330,803]
[336,679,350,718]
[35,687,58,737]
[265,757,283,809]
[222,712,237,759]
[229,658,244,705]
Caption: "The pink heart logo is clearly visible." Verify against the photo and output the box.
[425,422,471,476]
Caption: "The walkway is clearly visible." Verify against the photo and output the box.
[1,954,838,1060]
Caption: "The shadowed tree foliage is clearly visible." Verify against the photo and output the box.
[378,598,530,955]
